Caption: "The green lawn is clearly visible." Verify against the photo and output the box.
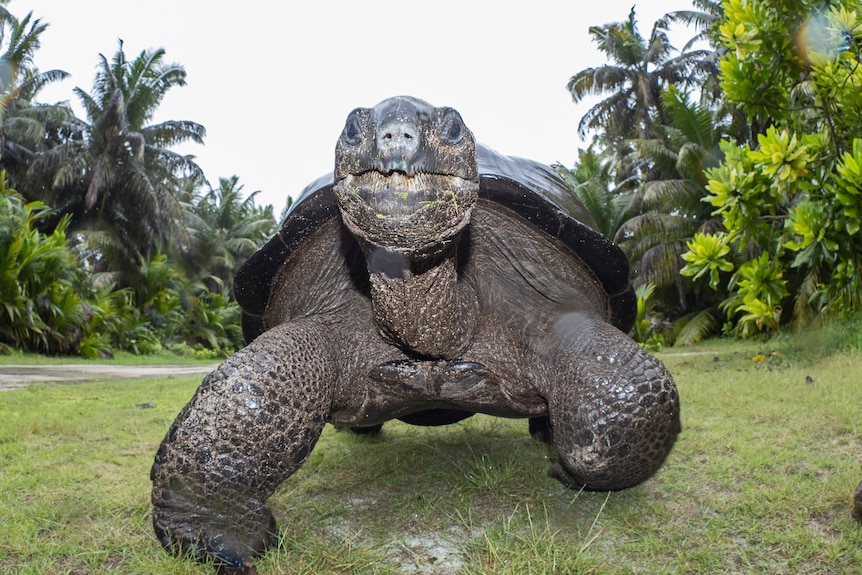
[1,339,861,574]
[0,348,221,366]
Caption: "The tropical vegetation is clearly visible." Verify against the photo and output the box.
[0,2,276,358]
[682,0,862,338]
[3,0,862,358]
[560,0,862,346]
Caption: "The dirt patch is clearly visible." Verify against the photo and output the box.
[387,529,470,574]
[0,364,216,391]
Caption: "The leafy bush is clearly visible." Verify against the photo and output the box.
[632,283,666,351]
[0,176,246,358]
[175,277,243,356]
[682,1,862,336]
[0,179,111,356]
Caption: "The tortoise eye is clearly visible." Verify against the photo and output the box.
[343,114,362,145]
[448,121,461,141]
[440,111,464,144]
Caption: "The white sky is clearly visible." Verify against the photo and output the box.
[12,1,696,214]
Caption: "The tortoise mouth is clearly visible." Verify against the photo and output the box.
[333,171,478,257]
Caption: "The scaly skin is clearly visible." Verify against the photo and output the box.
[151,319,335,572]
[546,312,680,489]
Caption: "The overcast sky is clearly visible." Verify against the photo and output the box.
[12,1,696,214]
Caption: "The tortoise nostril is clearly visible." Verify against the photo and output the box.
[379,124,418,154]
[377,121,420,162]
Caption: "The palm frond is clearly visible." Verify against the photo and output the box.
[1,11,48,68]
[12,68,69,100]
[567,66,630,102]
[578,91,634,138]
[674,308,721,346]
[638,241,686,289]
[3,114,43,147]
[141,119,206,147]
[143,145,204,180]
[661,87,718,149]
[630,137,678,175]
[93,50,120,110]
[642,179,706,213]
[616,212,697,259]
[72,87,102,125]
[645,18,672,65]
[666,10,717,29]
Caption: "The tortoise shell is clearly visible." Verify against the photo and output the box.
[235,144,635,341]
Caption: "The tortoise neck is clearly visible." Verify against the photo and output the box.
[366,247,477,359]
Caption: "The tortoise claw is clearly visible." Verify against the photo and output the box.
[369,360,427,390]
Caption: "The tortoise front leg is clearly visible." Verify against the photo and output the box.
[546,312,680,491]
[150,319,336,573]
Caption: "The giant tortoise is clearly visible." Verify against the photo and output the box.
[151,95,681,573]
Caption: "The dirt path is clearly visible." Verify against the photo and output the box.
[0,364,217,391]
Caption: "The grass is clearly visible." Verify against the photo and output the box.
[0,348,220,366]
[1,338,861,574]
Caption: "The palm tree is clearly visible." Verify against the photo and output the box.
[567,7,712,146]
[182,175,276,293]
[30,40,206,278]
[0,8,74,185]
[554,145,640,240]
[615,87,731,341]
[667,0,724,51]
[667,1,727,106]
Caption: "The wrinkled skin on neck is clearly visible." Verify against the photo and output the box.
[363,245,479,358]
[332,96,480,357]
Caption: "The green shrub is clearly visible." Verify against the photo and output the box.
[0,179,104,355]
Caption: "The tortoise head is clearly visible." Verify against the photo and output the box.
[333,96,479,260]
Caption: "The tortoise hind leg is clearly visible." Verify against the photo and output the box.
[342,423,385,435]
[151,319,336,572]
[528,416,552,444]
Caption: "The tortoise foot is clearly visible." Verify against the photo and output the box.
[152,486,277,573]
[547,460,585,490]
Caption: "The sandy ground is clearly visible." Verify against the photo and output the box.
[0,364,217,391]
